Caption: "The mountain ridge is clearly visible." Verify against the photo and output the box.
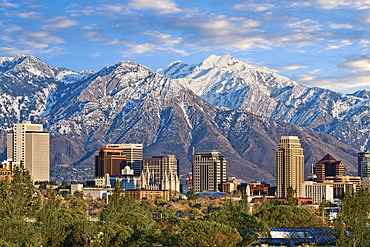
[0,54,362,183]
[160,54,370,151]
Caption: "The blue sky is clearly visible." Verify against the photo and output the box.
[1,0,370,94]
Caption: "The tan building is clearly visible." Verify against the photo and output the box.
[192,151,226,192]
[276,136,305,197]
[140,155,180,192]
[7,121,49,181]
[94,148,126,177]
[106,144,143,176]
[125,189,170,200]
[313,154,345,182]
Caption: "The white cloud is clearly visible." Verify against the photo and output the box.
[0,0,19,8]
[283,64,307,71]
[308,75,370,93]
[123,42,188,56]
[340,56,370,72]
[314,0,370,10]
[128,0,180,13]
[18,12,42,19]
[42,19,79,30]
[143,31,183,46]
[286,19,322,32]
[328,23,353,29]
[90,52,101,57]
[291,2,312,8]
[327,40,352,50]
[5,24,22,32]
[232,2,274,12]
[296,74,316,81]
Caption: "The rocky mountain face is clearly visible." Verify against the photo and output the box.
[159,55,370,151]
[0,55,361,183]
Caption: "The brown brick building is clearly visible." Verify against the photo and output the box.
[313,154,344,182]
[94,148,126,177]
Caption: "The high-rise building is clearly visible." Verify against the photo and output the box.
[192,151,226,192]
[140,155,180,192]
[276,136,304,197]
[7,121,50,181]
[313,154,345,182]
[358,150,370,178]
[94,148,126,177]
[106,144,143,176]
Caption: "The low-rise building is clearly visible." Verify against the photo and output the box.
[125,189,170,200]
[304,181,334,204]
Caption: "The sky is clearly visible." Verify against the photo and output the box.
[1,0,370,94]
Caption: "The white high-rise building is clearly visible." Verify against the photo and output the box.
[7,121,50,181]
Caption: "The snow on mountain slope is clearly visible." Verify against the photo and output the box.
[160,55,370,150]
[0,54,361,182]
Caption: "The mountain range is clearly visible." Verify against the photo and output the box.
[0,54,366,183]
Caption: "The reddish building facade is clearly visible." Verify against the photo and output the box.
[95,148,126,177]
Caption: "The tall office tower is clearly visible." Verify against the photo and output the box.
[106,144,143,176]
[358,150,370,178]
[7,121,50,181]
[192,151,227,192]
[94,148,126,177]
[276,136,305,198]
[140,155,180,192]
[313,154,345,182]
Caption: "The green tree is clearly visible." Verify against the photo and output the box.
[37,189,95,246]
[157,217,184,246]
[186,190,200,201]
[91,221,133,247]
[255,205,324,228]
[100,189,159,246]
[0,216,42,246]
[334,189,370,247]
[180,220,242,247]
[286,187,298,206]
[207,201,269,246]
[0,165,36,217]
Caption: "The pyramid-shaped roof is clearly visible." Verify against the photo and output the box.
[320,154,337,162]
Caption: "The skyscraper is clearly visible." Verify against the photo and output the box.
[276,136,304,197]
[313,154,345,182]
[140,155,180,192]
[94,148,126,177]
[192,151,226,192]
[7,121,50,181]
[358,150,370,178]
[106,144,143,176]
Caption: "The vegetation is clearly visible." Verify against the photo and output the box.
[255,205,325,228]
[334,189,370,247]
[3,168,370,246]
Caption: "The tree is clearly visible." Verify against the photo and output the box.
[186,190,200,201]
[207,201,269,246]
[100,189,159,246]
[334,189,370,247]
[180,220,242,247]
[0,165,36,217]
[286,187,298,206]
[255,205,324,228]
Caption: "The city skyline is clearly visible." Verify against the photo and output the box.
[1,1,370,93]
